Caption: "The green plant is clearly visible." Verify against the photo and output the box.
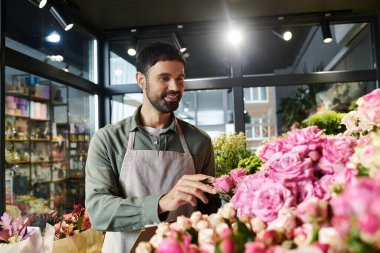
[237,154,264,174]
[302,110,346,135]
[213,132,251,177]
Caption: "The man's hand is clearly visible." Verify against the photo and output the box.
[158,174,217,213]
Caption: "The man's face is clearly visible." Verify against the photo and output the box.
[144,60,185,113]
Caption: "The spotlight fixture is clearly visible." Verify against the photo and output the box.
[321,19,333,43]
[28,0,48,8]
[63,65,69,72]
[272,29,292,41]
[171,31,187,53]
[127,29,137,56]
[50,6,74,31]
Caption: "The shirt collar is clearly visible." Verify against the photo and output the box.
[131,105,178,134]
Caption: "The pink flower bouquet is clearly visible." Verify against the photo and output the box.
[213,168,248,201]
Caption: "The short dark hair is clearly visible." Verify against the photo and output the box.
[135,42,186,75]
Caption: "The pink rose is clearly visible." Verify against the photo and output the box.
[282,126,324,156]
[231,172,267,217]
[244,242,266,253]
[267,153,314,183]
[331,177,380,239]
[156,237,184,253]
[357,88,380,125]
[259,140,285,162]
[249,180,294,223]
[214,175,234,193]
[229,168,248,185]
[313,175,336,200]
[318,137,356,175]
[296,197,328,224]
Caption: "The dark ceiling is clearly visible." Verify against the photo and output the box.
[70,0,380,32]
[6,0,380,81]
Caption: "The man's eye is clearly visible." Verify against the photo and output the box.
[159,76,170,81]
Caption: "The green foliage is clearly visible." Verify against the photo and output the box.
[303,110,346,135]
[237,154,264,174]
[213,132,251,177]
[279,84,325,131]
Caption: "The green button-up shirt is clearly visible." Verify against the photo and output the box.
[85,106,220,232]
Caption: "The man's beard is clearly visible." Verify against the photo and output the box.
[146,80,182,113]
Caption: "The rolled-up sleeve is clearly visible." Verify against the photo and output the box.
[85,129,163,232]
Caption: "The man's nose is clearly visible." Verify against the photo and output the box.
[168,79,180,91]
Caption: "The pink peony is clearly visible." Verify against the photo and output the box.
[357,88,380,125]
[214,175,234,193]
[229,168,248,185]
[156,236,184,253]
[244,242,266,253]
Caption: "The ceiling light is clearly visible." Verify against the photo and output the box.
[50,6,74,31]
[227,28,242,45]
[63,65,69,72]
[282,31,292,41]
[172,31,187,53]
[127,30,137,56]
[272,28,292,41]
[45,31,60,43]
[321,19,333,43]
[28,0,48,8]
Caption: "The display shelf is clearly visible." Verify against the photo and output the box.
[5,114,29,119]
[4,74,91,214]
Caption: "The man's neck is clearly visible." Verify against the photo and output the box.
[139,104,172,129]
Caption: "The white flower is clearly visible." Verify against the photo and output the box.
[155,222,170,236]
[149,234,163,249]
[170,215,191,231]
[136,242,153,253]
[215,223,229,236]
[190,211,203,225]
[207,213,224,228]
[250,217,266,234]
[198,228,215,246]
[218,203,236,220]
[194,219,209,231]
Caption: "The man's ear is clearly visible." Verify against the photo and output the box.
[136,72,146,89]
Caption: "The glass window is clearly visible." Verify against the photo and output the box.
[4,67,96,216]
[244,81,377,151]
[109,34,231,85]
[6,0,97,82]
[111,89,234,139]
[244,87,268,103]
[242,22,373,75]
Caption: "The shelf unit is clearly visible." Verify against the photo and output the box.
[4,74,88,213]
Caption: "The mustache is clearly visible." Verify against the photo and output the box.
[162,91,181,97]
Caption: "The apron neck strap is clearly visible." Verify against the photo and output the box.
[175,119,191,154]
[127,119,191,154]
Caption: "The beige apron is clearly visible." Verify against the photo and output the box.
[102,120,195,253]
